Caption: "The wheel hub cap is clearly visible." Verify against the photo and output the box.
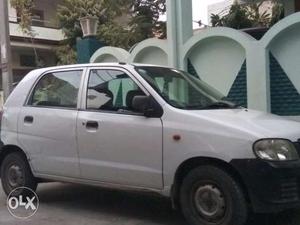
[7,165,24,188]
[194,184,226,221]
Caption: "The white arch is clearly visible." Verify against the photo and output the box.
[182,27,256,62]
[261,12,300,48]
[129,38,168,63]
[90,47,130,63]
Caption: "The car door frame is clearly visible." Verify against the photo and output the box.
[77,65,165,189]
[18,66,88,178]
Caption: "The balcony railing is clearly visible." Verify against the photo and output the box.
[9,16,60,29]
[9,17,65,41]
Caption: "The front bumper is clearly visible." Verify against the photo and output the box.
[231,158,300,213]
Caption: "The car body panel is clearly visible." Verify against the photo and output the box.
[161,106,300,188]
[77,111,163,188]
[18,106,80,177]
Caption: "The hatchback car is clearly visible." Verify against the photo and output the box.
[1,63,300,225]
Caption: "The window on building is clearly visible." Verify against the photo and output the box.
[295,0,300,12]
[20,55,36,67]
[87,69,146,112]
[30,70,82,108]
[17,9,44,27]
[31,9,45,27]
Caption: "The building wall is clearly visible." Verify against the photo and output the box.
[8,0,17,22]
[284,0,296,16]
[188,37,245,95]
[8,0,64,40]
[8,0,62,26]
[34,0,61,27]
[9,23,64,41]
[7,0,64,88]
[296,0,300,11]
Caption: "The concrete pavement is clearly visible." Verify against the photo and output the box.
[0,182,299,225]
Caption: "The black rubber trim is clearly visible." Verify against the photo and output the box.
[230,158,300,213]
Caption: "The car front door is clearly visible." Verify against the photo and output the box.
[77,68,163,189]
[18,68,84,178]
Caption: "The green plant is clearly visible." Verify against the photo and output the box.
[211,0,284,29]
[10,0,34,35]
[130,0,166,39]
[55,44,77,65]
[270,0,285,26]
[247,0,271,27]
[56,0,166,64]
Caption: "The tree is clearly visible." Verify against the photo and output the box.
[211,1,253,29]
[211,0,284,29]
[247,0,271,27]
[211,14,224,27]
[10,0,34,34]
[130,0,166,40]
[55,44,77,66]
[56,0,166,64]
[11,0,166,65]
[56,0,110,64]
[270,1,285,26]
[225,1,253,29]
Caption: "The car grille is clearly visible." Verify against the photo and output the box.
[279,177,299,202]
[276,141,300,203]
[294,141,300,154]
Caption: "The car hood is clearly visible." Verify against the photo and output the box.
[180,108,300,141]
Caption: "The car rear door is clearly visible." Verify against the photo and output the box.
[77,67,163,189]
[18,68,85,178]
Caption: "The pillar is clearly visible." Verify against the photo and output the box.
[76,37,105,64]
[166,0,193,70]
[246,43,270,112]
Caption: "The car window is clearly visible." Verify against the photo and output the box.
[87,69,146,112]
[30,70,82,108]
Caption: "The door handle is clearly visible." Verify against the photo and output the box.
[85,121,99,129]
[24,116,34,123]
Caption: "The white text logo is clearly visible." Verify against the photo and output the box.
[7,187,39,219]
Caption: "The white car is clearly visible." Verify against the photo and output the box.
[1,63,300,225]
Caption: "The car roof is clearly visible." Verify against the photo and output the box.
[31,62,172,74]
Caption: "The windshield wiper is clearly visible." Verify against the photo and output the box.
[201,101,240,109]
[185,101,240,110]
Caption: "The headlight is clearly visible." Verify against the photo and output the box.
[253,139,299,161]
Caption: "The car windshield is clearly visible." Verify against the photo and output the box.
[135,66,239,110]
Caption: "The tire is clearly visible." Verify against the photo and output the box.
[1,151,37,196]
[180,165,248,225]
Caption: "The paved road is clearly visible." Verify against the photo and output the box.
[0,182,299,225]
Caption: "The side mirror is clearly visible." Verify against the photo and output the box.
[132,96,163,118]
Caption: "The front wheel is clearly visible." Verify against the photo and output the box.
[1,152,37,196]
[180,165,248,225]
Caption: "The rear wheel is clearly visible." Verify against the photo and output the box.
[1,152,37,196]
[180,165,248,225]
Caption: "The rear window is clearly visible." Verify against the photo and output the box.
[29,70,83,109]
